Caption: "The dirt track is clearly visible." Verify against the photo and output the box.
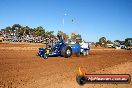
[0,43,132,88]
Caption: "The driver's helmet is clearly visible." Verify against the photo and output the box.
[56,35,63,44]
[47,45,52,50]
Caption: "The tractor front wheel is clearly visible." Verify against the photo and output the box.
[43,55,48,59]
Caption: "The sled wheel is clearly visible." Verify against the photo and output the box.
[83,51,87,56]
[61,46,72,58]
[86,50,89,55]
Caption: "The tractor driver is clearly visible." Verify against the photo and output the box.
[57,34,63,44]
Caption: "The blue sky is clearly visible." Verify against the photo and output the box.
[0,0,132,42]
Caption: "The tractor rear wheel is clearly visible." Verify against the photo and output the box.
[61,46,72,58]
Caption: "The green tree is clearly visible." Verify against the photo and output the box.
[5,26,12,34]
[75,34,82,43]
[66,34,69,39]
[63,33,66,39]
[75,34,82,39]
[12,24,22,35]
[114,40,120,43]
[49,31,54,38]
[16,26,24,36]
[12,24,21,30]
[35,26,45,36]
[125,38,132,47]
[99,37,107,47]
[30,28,36,37]
[57,31,63,37]
[1,29,5,33]
[71,32,75,41]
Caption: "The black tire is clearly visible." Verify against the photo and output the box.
[83,50,87,56]
[43,55,48,59]
[76,75,86,85]
[86,50,89,55]
[36,53,39,56]
[61,46,72,58]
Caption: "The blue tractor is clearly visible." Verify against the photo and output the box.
[37,35,90,59]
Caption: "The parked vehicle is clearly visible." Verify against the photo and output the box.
[114,41,126,49]
[106,44,114,48]
[0,33,4,42]
[125,38,132,50]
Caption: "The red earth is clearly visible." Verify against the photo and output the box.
[0,43,132,88]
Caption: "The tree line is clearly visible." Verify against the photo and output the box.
[0,24,82,42]
[97,37,132,48]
